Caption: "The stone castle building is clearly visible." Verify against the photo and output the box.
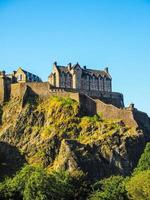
[0,62,124,108]
[48,62,112,92]
[0,67,42,103]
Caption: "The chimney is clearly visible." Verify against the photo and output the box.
[68,63,72,71]
[105,67,109,73]
[83,66,86,70]
[129,103,135,110]
[53,61,57,68]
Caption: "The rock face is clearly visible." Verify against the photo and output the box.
[0,95,149,181]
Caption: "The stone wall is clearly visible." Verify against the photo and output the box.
[0,74,11,104]
[0,77,5,104]
[62,88,124,108]
[95,99,138,127]
[49,64,112,92]
[5,82,150,129]
[11,82,50,99]
[79,93,96,115]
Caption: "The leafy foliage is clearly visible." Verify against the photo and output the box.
[0,165,90,200]
[134,142,150,174]
[89,176,128,200]
[126,170,150,200]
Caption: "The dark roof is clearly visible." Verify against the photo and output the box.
[20,68,42,80]
[56,65,111,79]
[57,66,69,73]
[85,69,110,78]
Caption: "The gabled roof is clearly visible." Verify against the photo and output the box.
[85,69,111,79]
[57,66,69,73]
[17,67,42,81]
[18,67,41,78]
[53,63,111,79]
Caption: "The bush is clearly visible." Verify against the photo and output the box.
[126,170,150,200]
[89,176,128,200]
[0,165,89,200]
[134,142,150,174]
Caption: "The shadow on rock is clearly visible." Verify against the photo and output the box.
[0,142,26,179]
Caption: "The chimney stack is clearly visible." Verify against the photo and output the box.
[105,67,109,73]
[53,61,57,68]
[68,63,72,71]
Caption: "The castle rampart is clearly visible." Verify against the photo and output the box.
[6,82,146,128]
[5,81,137,127]
[1,65,149,130]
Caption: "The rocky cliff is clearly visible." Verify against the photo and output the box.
[0,95,150,181]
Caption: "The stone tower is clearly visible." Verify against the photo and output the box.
[0,71,6,104]
[0,71,12,104]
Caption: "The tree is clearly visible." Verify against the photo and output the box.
[89,176,128,200]
[134,142,150,174]
[126,170,150,200]
[0,165,88,200]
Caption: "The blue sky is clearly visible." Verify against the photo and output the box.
[0,0,150,115]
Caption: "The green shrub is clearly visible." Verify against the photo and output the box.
[89,176,127,200]
[134,142,150,174]
[126,170,150,200]
[0,165,89,200]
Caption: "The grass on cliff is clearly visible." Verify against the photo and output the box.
[34,95,136,144]
[0,95,137,168]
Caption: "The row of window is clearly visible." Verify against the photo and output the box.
[60,73,110,80]
[17,74,41,82]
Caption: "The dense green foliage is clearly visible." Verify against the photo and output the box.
[126,170,150,200]
[0,165,89,200]
[133,142,150,174]
[89,176,127,200]
[0,96,150,199]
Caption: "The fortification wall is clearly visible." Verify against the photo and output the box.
[0,77,5,104]
[95,99,138,127]
[9,82,148,128]
[83,90,124,108]
[79,93,96,115]
[11,82,81,106]
[52,87,124,108]
[0,76,11,104]
[11,82,50,98]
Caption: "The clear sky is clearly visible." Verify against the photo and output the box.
[0,0,150,115]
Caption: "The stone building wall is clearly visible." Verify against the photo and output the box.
[49,63,112,92]
[56,74,112,92]
[0,72,11,104]
[95,99,138,127]
[0,74,5,104]
[6,81,149,129]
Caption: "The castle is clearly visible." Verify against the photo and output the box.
[0,67,41,103]
[48,62,112,92]
[0,62,149,128]
[0,62,124,108]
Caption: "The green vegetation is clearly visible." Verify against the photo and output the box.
[133,142,150,174]
[89,176,127,200]
[1,142,150,200]
[0,96,150,199]
[126,170,150,200]
[36,95,134,144]
[0,165,89,200]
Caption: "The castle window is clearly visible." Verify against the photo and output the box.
[54,73,56,86]
[17,74,22,81]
